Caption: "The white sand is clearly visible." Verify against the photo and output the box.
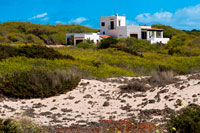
[0,74,199,127]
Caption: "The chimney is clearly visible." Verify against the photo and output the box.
[115,13,118,16]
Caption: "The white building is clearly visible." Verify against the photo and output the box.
[66,14,170,45]
[66,33,101,45]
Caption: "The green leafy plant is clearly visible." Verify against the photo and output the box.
[168,104,200,133]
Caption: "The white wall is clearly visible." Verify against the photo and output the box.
[126,26,142,39]
[85,33,101,43]
[149,38,170,44]
[116,26,128,38]
[66,33,101,45]
[100,15,126,37]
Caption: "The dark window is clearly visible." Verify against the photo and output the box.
[130,34,138,39]
[76,40,83,45]
[101,22,105,26]
[110,21,114,29]
[141,31,147,39]
[119,21,121,26]
[103,32,105,35]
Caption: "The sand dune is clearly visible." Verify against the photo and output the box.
[0,74,199,128]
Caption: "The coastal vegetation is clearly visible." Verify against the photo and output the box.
[0,22,200,132]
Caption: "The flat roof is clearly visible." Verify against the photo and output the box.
[142,27,163,31]
[66,33,98,35]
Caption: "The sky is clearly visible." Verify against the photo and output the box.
[0,0,200,30]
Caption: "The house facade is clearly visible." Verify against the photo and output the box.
[66,14,170,45]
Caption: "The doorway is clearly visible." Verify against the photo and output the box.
[110,21,114,29]
[142,31,147,39]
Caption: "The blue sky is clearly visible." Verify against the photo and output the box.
[0,0,200,30]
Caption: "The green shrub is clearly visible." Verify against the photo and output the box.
[17,45,74,60]
[99,37,119,49]
[0,36,8,43]
[0,118,46,133]
[166,34,196,49]
[0,44,18,60]
[124,37,151,51]
[0,119,19,132]
[168,104,200,133]
[0,44,74,60]
[0,69,80,98]
[7,33,25,43]
[25,34,44,44]
[77,41,93,49]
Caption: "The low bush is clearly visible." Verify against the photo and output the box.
[168,104,200,133]
[0,69,81,99]
[17,45,74,60]
[77,41,93,49]
[149,70,175,85]
[0,44,74,60]
[120,81,148,92]
[98,37,119,49]
[0,44,18,60]
[0,118,46,133]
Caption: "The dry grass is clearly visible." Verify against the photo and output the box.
[149,70,175,86]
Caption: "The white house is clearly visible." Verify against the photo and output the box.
[66,33,101,45]
[66,14,170,45]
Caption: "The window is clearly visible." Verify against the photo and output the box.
[130,34,138,39]
[119,21,121,26]
[157,31,161,38]
[110,21,114,29]
[103,32,105,35]
[141,31,147,39]
[101,22,105,26]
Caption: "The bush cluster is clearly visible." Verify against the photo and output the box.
[0,69,80,99]
[98,37,160,56]
[168,104,200,133]
[149,70,175,85]
[77,40,93,49]
[98,37,119,49]
[0,44,74,60]
[0,118,46,133]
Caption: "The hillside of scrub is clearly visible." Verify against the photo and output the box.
[56,46,200,76]
[0,22,98,45]
[1,42,200,79]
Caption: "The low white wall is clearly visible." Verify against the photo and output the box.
[149,38,170,44]
[85,33,101,43]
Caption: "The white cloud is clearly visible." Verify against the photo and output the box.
[126,20,137,25]
[68,17,87,24]
[173,4,200,27]
[41,17,49,21]
[55,21,66,24]
[135,4,200,29]
[136,11,173,23]
[29,13,48,20]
